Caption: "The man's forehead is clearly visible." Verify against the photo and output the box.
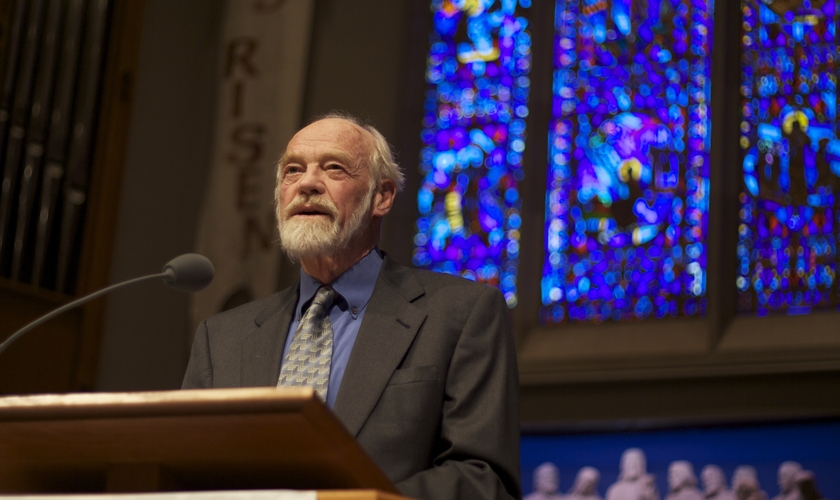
[280,147,354,167]
[287,118,373,153]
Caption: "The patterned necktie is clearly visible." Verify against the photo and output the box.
[277,286,337,401]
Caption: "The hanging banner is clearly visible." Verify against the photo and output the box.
[192,0,314,332]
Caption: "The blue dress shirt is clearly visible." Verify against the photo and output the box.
[282,249,383,408]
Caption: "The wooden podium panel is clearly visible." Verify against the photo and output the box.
[320,491,406,500]
[0,489,406,499]
[0,388,400,495]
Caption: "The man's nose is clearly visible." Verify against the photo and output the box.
[298,165,326,194]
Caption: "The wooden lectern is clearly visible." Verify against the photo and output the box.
[0,387,409,500]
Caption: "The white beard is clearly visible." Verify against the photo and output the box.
[278,187,374,262]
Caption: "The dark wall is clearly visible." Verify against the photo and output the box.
[301,1,409,145]
[96,0,223,390]
[521,371,840,427]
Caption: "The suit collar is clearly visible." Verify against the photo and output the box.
[254,280,299,327]
[241,284,298,386]
[332,256,427,436]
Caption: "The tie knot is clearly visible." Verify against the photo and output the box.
[310,286,336,311]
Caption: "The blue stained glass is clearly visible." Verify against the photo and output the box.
[414,0,532,308]
[738,0,840,315]
[541,0,713,324]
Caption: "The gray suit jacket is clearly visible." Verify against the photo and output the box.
[182,257,521,500]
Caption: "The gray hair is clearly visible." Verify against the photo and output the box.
[314,111,405,192]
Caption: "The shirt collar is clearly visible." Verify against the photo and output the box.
[296,248,383,320]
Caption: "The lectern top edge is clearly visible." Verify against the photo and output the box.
[0,387,318,421]
[0,387,402,495]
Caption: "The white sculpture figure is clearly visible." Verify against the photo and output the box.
[665,461,704,500]
[772,462,803,500]
[794,470,825,500]
[567,467,604,500]
[732,465,768,500]
[701,465,736,500]
[606,448,660,500]
[525,462,564,500]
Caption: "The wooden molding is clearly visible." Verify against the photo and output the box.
[518,312,840,384]
[0,0,147,395]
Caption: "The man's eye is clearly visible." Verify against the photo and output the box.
[284,165,302,175]
[326,163,343,170]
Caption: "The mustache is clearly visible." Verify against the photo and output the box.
[283,195,338,219]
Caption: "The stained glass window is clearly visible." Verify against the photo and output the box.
[413,0,533,308]
[738,0,839,316]
[541,0,713,324]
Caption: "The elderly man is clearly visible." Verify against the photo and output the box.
[182,113,520,500]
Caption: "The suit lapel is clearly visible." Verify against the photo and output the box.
[333,258,427,437]
[240,285,298,387]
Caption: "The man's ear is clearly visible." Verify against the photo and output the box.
[372,179,397,217]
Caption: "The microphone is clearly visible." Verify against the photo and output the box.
[162,253,215,292]
[0,253,214,356]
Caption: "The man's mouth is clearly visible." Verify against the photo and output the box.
[289,205,334,218]
[284,196,338,220]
